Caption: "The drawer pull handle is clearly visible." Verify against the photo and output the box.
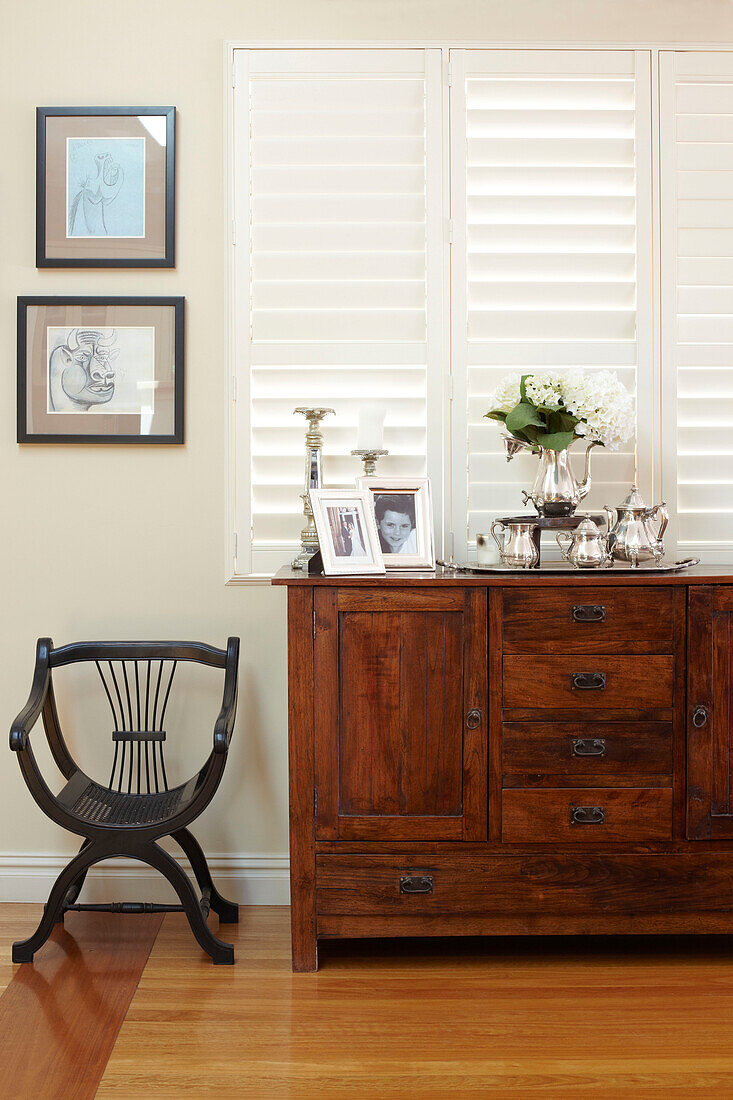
[692,705,709,728]
[399,874,434,895]
[572,604,606,623]
[570,805,606,826]
[572,737,607,757]
[466,709,482,730]
[571,672,606,691]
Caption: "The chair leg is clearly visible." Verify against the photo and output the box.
[172,828,239,923]
[142,842,234,964]
[57,839,93,922]
[13,843,103,963]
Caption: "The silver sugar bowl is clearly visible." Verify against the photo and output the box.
[556,517,612,569]
[490,519,539,568]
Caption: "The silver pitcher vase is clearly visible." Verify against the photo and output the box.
[504,436,601,517]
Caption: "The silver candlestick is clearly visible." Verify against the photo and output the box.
[351,448,389,477]
[292,407,334,571]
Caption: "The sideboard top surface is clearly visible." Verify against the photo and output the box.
[273,564,733,587]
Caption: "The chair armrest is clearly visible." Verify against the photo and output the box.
[10,639,53,752]
[213,637,240,755]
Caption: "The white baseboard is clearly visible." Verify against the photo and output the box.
[0,852,291,906]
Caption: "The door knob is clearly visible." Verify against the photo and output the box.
[466,709,482,729]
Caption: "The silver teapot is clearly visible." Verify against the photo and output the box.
[556,517,612,569]
[604,486,668,568]
[490,519,539,568]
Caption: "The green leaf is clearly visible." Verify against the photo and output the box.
[505,401,543,434]
[546,409,579,436]
[537,429,575,452]
[519,375,529,401]
[484,410,507,422]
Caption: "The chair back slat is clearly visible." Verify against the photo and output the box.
[109,740,120,791]
[94,658,178,796]
[158,661,177,730]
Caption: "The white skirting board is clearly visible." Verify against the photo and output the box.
[0,852,291,906]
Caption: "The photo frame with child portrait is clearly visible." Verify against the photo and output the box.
[309,489,386,576]
[356,477,435,570]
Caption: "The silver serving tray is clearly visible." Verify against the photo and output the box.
[439,558,700,575]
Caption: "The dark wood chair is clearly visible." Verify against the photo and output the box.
[10,637,240,965]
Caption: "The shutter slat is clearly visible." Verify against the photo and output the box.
[468,166,636,196]
[468,137,636,167]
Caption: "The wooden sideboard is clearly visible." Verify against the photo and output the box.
[273,566,733,971]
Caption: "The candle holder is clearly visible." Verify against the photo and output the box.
[351,448,389,478]
[292,407,334,571]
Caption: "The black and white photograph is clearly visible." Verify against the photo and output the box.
[357,477,435,569]
[309,489,385,575]
[325,506,369,559]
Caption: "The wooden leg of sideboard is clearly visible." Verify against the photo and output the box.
[287,586,318,972]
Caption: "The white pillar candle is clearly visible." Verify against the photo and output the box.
[357,402,386,450]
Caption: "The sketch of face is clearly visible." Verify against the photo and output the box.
[49,329,119,412]
[378,509,413,553]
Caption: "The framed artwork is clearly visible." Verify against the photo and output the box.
[36,107,175,267]
[309,489,386,576]
[17,296,184,444]
[356,477,435,570]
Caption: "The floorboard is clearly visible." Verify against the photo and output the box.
[0,907,162,1100]
[98,907,733,1097]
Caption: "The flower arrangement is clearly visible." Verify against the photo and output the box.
[485,370,635,452]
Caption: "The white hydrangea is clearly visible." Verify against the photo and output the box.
[524,372,567,409]
[486,369,635,450]
[486,373,522,413]
[562,370,635,451]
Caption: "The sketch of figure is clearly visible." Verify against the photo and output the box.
[68,153,125,236]
[47,326,156,415]
[66,137,145,238]
[49,329,119,411]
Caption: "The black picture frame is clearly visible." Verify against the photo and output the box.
[36,106,175,268]
[18,296,185,444]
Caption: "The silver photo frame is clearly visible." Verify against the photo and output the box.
[309,489,386,576]
[356,477,435,570]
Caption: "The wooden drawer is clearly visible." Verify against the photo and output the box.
[503,654,674,711]
[502,787,673,843]
[502,587,676,654]
[502,720,673,783]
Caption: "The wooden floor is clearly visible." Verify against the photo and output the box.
[3,906,733,1096]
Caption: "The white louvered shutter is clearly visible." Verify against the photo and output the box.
[661,52,733,558]
[233,49,444,574]
[449,49,652,559]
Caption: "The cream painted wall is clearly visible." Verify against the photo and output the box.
[2,0,732,896]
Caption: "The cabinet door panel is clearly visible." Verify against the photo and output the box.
[315,587,486,841]
[687,586,733,839]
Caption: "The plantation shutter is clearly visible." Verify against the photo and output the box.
[449,49,652,559]
[660,52,733,557]
[233,49,443,575]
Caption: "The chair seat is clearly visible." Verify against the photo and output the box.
[67,778,186,826]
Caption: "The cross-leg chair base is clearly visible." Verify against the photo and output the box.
[14,840,235,965]
[173,827,239,924]
[143,841,234,964]
[13,843,104,962]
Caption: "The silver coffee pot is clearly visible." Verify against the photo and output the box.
[604,486,668,568]
[490,519,539,568]
[556,517,612,569]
